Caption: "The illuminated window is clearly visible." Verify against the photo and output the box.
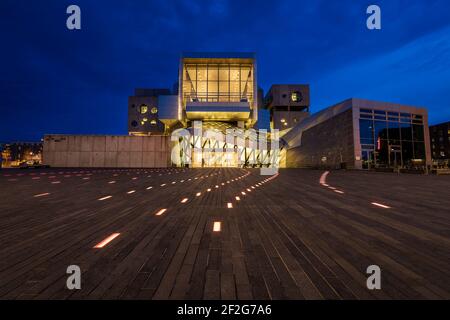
[150,119,157,125]
[140,105,148,114]
[140,118,148,125]
[280,119,286,123]
[291,91,302,102]
[183,62,253,103]
[151,107,158,114]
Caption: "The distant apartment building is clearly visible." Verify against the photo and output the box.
[429,121,450,163]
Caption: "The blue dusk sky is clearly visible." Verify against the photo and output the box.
[1,0,450,141]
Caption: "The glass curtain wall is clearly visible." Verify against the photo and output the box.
[183,63,253,103]
[359,109,425,168]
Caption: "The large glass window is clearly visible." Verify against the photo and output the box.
[374,121,388,140]
[388,121,401,143]
[401,141,414,165]
[400,122,412,141]
[414,142,425,159]
[183,62,254,103]
[412,124,424,141]
[359,119,374,145]
[360,109,426,168]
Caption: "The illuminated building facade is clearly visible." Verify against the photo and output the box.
[283,98,432,170]
[265,84,310,131]
[43,53,432,170]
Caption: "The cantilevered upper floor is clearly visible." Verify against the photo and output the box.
[179,52,258,127]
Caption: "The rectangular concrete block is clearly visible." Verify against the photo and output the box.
[54,152,67,167]
[129,152,143,167]
[43,151,55,166]
[130,137,143,152]
[118,136,129,152]
[67,152,81,167]
[79,152,91,167]
[105,152,118,167]
[93,137,106,152]
[91,152,105,167]
[54,137,69,152]
[142,152,156,168]
[117,151,130,167]
[142,137,155,151]
[105,136,119,152]
[43,135,170,168]
[81,136,93,152]
[67,136,81,152]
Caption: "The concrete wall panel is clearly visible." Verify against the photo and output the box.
[142,152,156,168]
[67,152,81,167]
[129,152,143,167]
[117,151,131,167]
[81,136,93,152]
[79,152,91,167]
[54,137,68,152]
[43,135,171,168]
[54,152,67,167]
[93,137,106,152]
[91,152,105,167]
[105,136,119,152]
[105,151,118,167]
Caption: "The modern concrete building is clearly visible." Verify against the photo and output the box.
[44,135,170,168]
[283,98,432,170]
[42,53,432,170]
[264,85,310,131]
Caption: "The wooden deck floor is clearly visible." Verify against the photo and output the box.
[0,168,449,300]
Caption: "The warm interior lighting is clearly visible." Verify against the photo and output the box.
[93,233,120,249]
[227,202,233,208]
[127,190,136,194]
[140,105,148,114]
[98,195,112,201]
[213,221,221,232]
[235,196,240,201]
[181,198,188,203]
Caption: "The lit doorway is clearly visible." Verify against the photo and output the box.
[389,145,402,168]
[362,149,374,170]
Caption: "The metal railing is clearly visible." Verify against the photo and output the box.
[184,93,253,103]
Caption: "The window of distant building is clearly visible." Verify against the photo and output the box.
[151,107,158,114]
[140,105,148,114]
[291,91,302,102]
[131,120,138,127]
[150,119,157,125]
